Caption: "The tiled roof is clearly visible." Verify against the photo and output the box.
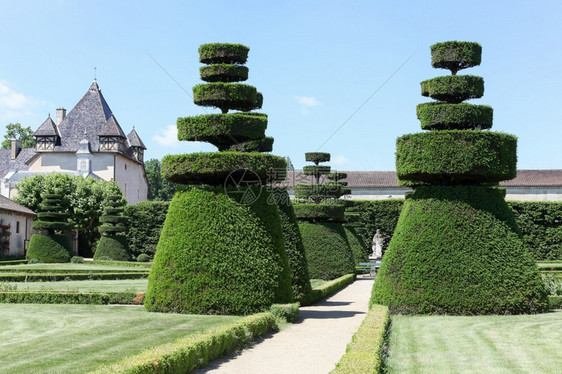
[280,170,562,188]
[0,195,35,215]
[0,148,34,181]
[33,115,59,136]
[127,128,146,149]
[54,80,115,152]
[98,114,127,138]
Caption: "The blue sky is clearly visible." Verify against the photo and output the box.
[1,1,561,171]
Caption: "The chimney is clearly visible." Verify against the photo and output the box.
[11,138,21,159]
[56,107,66,125]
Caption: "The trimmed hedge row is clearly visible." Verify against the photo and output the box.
[193,83,263,113]
[299,221,355,280]
[396,130,517,186]
[0,291,143,305]
[416,102,493,130]
[270,302,300,323]
[371,186,548,315]
[431,41,482,74]
[91,312,276,374]
[0,272,148,282]
[421,75,484,103]
[162,152,287,185]
[293,203,346,222]
[0,259,28,266]
[304,274,356,306]
[330,304,390,374]
[200,64,248,82]
[199,43,249,64]
[177,113,267,145]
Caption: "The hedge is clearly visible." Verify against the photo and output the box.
[270,302,300,323]
[94,236,131,262]
[420,75,484,103]
[200,64,248,82]
[0,272,148,282]
[303,165,331,177]
[199,43,250,64]
[304,273,356,305]
[416,102,493,130]
[192,82,263,113]
[305,152,331,163]
[91,312,276,374]
[162,152,287,185]
[26,234,73,263]
[326,172,347,181]
[293,185,347,202]
[273,189,312,303]
[0,291,143,305]
[299,221,355,280]
[371,185,548,314]
[431,41,482,74]
[330,304,390,374]
[293,203,346,222]
[549,295,562,309]
[509,202,562,261]
[177,113,267,146]
[144,186,292,315]
[396,130,517,186]
[344,225,369,263]
[124,201,169,259]
[225,136,273,152]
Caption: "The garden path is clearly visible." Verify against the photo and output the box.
[195,276,375,374]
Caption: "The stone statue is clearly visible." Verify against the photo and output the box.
[372,229,383,259]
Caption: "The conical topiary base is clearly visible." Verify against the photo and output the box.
[145,186,291,315]
[94,236,131,261]
[27,234,73,263]
[371,186,548,314]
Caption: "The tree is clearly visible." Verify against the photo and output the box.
[1,123,36,149]
[14,173,123,256]
[371,41,547,314]
[145,158,177,201]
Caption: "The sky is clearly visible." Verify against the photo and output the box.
[0,0,561,171]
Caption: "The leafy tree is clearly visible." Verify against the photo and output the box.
[1,123,36,149]
[145,158,177,201]
[14,173,122,256]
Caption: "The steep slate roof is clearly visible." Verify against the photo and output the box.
[280,170,562,188]
[0,195,35,215]
[33,115,60,136]
[98,114,127,138]
[0,148,35,180]
[127,128,146,149]
[54,80,114,152]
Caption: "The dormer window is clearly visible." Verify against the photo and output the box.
[99,136,125,152]
[36,136,56,150]
[33,115,60,152]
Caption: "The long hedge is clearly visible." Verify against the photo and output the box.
[124,201,170,259]
[0,291,143,305]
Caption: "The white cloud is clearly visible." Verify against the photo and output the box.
[152,124,180,147]
[0,82,44,121]
[294,95,321,115]
[332,154,349,166]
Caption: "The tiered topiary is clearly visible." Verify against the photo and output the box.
[294,152,355,280]
[27,193,72,263]
[94,194,131,261]
[145,43,292,315]
[371,41,548,314]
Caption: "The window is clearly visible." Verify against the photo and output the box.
[16,221,20,234]
[124,164,127,170]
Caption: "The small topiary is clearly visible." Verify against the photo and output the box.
[71,256,84,263]
[136,253,151,262]
[27,234,72,263]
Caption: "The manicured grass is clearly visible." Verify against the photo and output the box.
[387,312,562,373]
[1,279,148,292]
[0,304,241,374]
[310,279,327,288]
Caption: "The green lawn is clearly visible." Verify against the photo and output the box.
[0,263,149,272]
[387,312,562,373]
[2,279,148,292]
[0,304,241,374]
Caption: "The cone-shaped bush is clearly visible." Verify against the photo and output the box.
[147,43,292,314]
[28,193,72,263]
[372,41,548,314]
[95,194,130,261]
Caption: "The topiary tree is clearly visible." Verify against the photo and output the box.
[27,193,73,263]
[371,41,548,314]
[94,194,131,261]
[145,43,292,315]
[293,152,355,280]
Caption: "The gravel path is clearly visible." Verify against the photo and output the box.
[195,276,375,374]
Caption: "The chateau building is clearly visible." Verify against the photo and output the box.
[0,80,148,204]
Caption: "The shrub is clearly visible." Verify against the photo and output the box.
[95,194,130,261]
[144,187,291,315]
[299,221,355,280]
[305,152,331,163]
[330,304,390,374]
[273,189,312,303]
[198,43,250,64]
[304,274,356,305]
[416,102,493,130]
[344,225,369,263]
[371,186,549,314]
[26,234,73,263]
[200,63,249,82]
[431,41,482,74]
[193,82,263,113]
[94,236,130,262]
[124,201,169,259]
[270,302,300,323]
[293,203,346,222]
[70,256,84,263]
[137,253,151,263]
[549,295,562,309]
[421,75,484,103]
